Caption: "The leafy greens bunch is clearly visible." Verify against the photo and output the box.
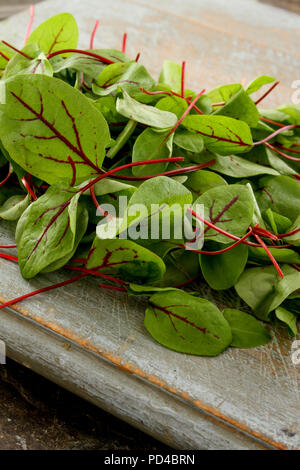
[0,12,299,357]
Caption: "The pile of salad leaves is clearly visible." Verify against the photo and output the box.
[0,12,299,357]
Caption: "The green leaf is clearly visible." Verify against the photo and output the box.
[283,215,300,246]
[262,208,291,235]
[87,237,166,283]
[185,169,227,200]
[248,247,300,265]
[16,185,87,279]
[214,88,259,127]
[145,290,232,356]
[223,309,271,348]
[26,13,78,54]
[255,175,300,223]
[0,74,110,185]
[275,307,298,336]
[200,243,248,290]
[0,194,30,221]
[193,184,254,243]
[93,62,155,96]
[182,115,253,155]
[156,95,187,119]
[174,129,204,153]
[210,153,279,178]
[235,265,300,320]
[132,128,173,176]
[245,76,275,95]
[116,90,177,129]
[158,60,182,94]
[118,175,192,237]
[3,44,52,79]
[92,96,127,123]
[207,83,242,104]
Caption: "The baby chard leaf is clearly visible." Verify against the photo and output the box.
[94,62,155,96]
[275,307,298,336]
[0,194,30,221]
[182,115,253,155]
[26,13,79,54]
[116,90,177,129]
[193,184,254,243]
[145,290,232,356]
[16,185,86,278]
[214,88,259,127]
[235,265,300,321]
[245,76,275,95]
[0,74,110,185]
[200,243,248,290]
[158,60,182,95]
[87,238,166,284]
[132,128,174,176]
[223,308,271,348]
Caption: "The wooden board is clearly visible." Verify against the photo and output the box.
[0,0,299,450]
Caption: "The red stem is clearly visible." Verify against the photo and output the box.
[181,61,186,98]
[1,40,32,59]
[47,49,114,64]
[21,176,37,200]
[110,161,216,181]
[135,52,140,62]
[0,167,12,187]
[98,283,126,292]
[0,51,9,61]
[164,89,206,140]
[24,4,34,45]
[0,244,17,248]
[260,117,286,128]
[275,144,300,155]
[122,33,127,53]
[277,228,300,238]
[265,142,300,162]
[0,253,18,261]
[90,20,99,49]
[0,274,87,310]
[80,157,184,194]
[255,81,279,105]
[139,87,203,114]
[64,265,126,285]
[253,233,284,278]
[254,124,299,146]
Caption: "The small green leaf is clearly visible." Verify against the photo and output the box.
[245,76,275,95]
[200,243,248,290]
[94,62,155,96]
[145,290,232,356]
[182,115,253,155]
[214,88,259,127]
[0,194,30,221]
[26,13,78,54]
[174,129,204,153]
[275,307,298,336]
[87,237,166,284]
[132,128,173,176]
[223,308,271,348]
[116,90,177,129]
[158,60,182,94]
[16,185,87,278]
[193,184,254,243]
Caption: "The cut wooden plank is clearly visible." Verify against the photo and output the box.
[0,0,299,450]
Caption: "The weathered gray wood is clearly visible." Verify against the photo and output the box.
[0,0,299,450]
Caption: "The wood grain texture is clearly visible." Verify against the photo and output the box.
[0,0,299,450]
